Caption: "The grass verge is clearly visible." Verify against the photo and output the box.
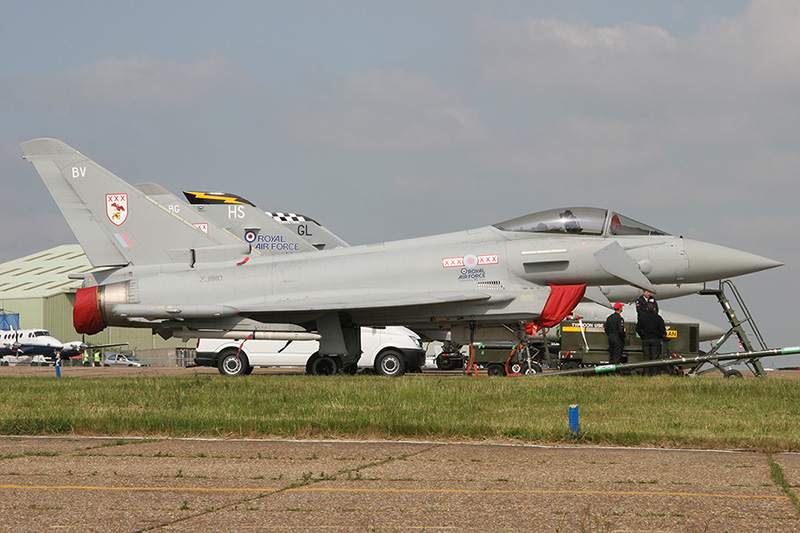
[0,373,798,451]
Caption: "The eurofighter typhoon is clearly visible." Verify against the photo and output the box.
[21,139,782,374]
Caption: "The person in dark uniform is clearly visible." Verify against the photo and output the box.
[635,289,658,318]
[636,302,667,375]
[604,302,626,365]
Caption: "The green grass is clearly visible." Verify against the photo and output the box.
[0,373,798,451]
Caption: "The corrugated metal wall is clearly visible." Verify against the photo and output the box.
[0,298,44,329]
[1,294,193,353]
[44,293,81,341]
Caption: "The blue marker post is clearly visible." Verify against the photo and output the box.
[55,354,61,378]
[569,404,579,436]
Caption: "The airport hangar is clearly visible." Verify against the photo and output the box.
[0,244,195,365]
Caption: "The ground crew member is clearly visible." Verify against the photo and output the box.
[635,289,658,318]
[82,351,89,366]
[604,302,626,365]
[93,351,101,367]
[636,302,667,375]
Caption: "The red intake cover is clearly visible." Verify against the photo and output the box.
[74,286,106,334]
[534,284,587,329]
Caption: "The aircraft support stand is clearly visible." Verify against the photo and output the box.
[697,280,769,377]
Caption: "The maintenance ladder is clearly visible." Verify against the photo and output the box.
[696,279,768,377]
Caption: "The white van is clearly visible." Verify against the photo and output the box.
[195,326,425,377]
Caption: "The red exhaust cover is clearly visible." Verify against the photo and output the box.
[74,286,106,334]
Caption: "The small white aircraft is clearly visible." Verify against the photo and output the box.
[0,328,125,364]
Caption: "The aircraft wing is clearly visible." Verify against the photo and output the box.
[60,341,130,358]
[104,290,519,325]
[234,289,515,313]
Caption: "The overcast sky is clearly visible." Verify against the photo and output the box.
[2,1,798,365]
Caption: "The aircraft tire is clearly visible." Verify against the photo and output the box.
[218,349,249,376]
[307,354,340,376]
[436,353,463,370]
[521,362,542,375]
[507,362,523,374]
[723,369,743,379]
[375,350,406,377]
[435,354,453,370]
[487,363,505,377]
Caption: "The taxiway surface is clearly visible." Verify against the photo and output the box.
[1,436,798,532]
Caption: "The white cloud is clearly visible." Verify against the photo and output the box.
[18,54,254,111]
[458,0,800,210]
[287,69,486,151]
[469,0,800,110]
[476,115,663,178]
[469,16,678,105]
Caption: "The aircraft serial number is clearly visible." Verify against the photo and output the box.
[199,275,224,283]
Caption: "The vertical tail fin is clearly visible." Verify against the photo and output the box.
[21,138,241,267]
[182,190,350,252]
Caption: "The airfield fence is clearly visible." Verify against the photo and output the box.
[132,348,196,367]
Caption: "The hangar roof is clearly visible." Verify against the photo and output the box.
[0,245,93,299]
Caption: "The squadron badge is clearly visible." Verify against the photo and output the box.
[106,193,128,226]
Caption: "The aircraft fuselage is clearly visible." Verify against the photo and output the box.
[86,225,700,333]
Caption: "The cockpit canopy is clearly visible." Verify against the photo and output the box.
[493,208,669,237]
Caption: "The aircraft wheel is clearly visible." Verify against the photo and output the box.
[218,349,249,376]
[723,369,744,379]
[521,362,542,375]
[487,363,505,377]
[436,354,455,370]
[244,365,255,375]
[376,350,406,377]
[307,354,340,376]
[507,361,523,374]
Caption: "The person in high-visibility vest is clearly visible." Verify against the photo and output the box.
[82,352,89,366]
[93,352,101,367]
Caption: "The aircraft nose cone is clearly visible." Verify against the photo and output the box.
[702,322,729,341]
[682,239,783,282]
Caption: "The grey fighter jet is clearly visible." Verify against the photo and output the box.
[20,138,783,374]
[181,189,349,252]
[178,188,708,306]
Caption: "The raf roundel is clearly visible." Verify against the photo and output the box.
[463,254,478,268]
[244,231,257,243]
